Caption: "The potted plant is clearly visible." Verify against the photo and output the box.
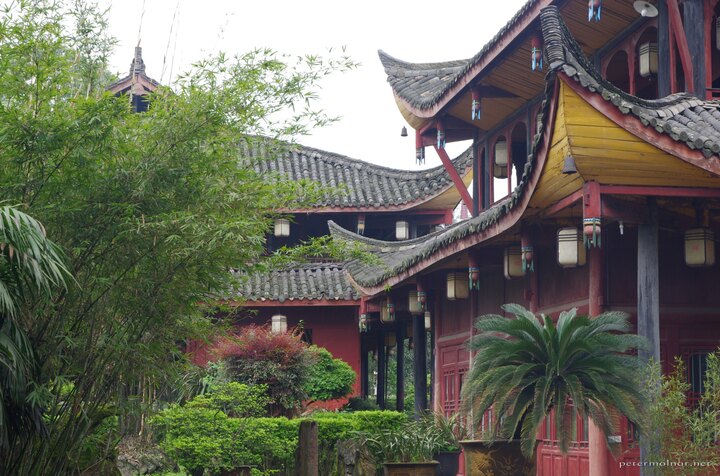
[359,420,440,476]
[460,304,647,475]
[417,412,467,476]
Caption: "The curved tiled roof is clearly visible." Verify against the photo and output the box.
[378,50,469,111]
[379,0,539,110]
[246,142,474,209]
[231,263,359,303]
[541,5,720,159]
[335,5,720,291]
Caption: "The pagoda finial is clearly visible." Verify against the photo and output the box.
[130,46,146,76]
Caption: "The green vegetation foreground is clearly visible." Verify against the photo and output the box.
[0,0,354,473]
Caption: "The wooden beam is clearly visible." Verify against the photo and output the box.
[232,299,358,307]
[599,185,720,198]
[683,0,706,97]
[541,189,583,217]
[434,145,474,211]
[413,313,428,419]
[667,0,695,94]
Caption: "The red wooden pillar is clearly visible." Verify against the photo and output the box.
[588,245,611,476]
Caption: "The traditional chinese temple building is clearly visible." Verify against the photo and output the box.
[224,143,473,406]
[329,1,720,475]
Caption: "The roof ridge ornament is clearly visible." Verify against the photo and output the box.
[130,46,146,76]
[588,0,601,22]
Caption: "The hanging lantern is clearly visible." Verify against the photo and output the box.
[271,314,288,334]
[381,298,395,323]
[471,88,482,121]
[385,332,397,348]
[521,234,534,273]
[436,121,446,149]
[588,0,601,22]
[447,272,469,300]
[359,314,369,333]
[357,214,366,235]
[493,139,508,179]
[424,311,432,331]
[531,34,543,71]
[504,246,525,279]
[557,227,587,268]
[415,130,425,165]
[468,254,480,290]
[408,290,423,315]
[639,42,658,77]
[274,218,290,237]
[685,228,716,267]
[583,218,602,248]
[396,221,410,240]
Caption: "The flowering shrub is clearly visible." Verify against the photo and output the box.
[214,325,312,415]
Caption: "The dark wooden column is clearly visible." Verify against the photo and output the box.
[472,139,480,217]
[683,0,707,96]
[638,199,660,475]
[482,141,490,209]
[396,323,405,412]
[658,1,672,96]
[638,199,660,363]
[360,334,369,398]
[376,331,386,409]
[413,314,427,418]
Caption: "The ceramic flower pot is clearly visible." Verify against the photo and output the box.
[434,450,460,476]
[459,440,535,476]
[382,461,439,476]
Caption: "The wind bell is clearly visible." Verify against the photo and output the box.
[531,35,543,71]
[468,254,480,290]
[521,234,534,273]
[471,88,481,121]
[415,131,425,165]
[583,217,602,248]
[436,121,446,149]
[588,0,601,21]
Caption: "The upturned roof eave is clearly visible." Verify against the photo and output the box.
[383,0,551,119]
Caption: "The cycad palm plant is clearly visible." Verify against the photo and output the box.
[462,303,647,458]
[0,206,69,449]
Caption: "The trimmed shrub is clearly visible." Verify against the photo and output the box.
[305,346,356,402]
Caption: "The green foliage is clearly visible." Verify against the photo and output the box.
[153,396,405,475]
[186,382,270,418]
[643,353,720,475]
[343,397,380,412]
[305,345,356,402]
[356,418,443,466]
[0,205,69,449]
[0,0,355,472]
[416,412,468,452]
[216,326,313,415]
[463,304,648,458]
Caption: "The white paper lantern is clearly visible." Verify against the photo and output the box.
[685,228,715,267]
[357,215,365,235]
[271,314,287,334]
[274,218,290,237]
[504,246,525,279]
[557,227,587,268]
[396,221,409,240]
[494,140,508,167]
[424,311,432,331]
[446,272,469,300]
[408,290,423,315]
[381,299,395,323]
[639,42,658,77]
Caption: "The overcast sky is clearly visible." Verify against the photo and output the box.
[102,0,528,170]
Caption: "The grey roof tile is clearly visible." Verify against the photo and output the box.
[231,263,359,302]
[244,142,473,209]
[540,5,720,159]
